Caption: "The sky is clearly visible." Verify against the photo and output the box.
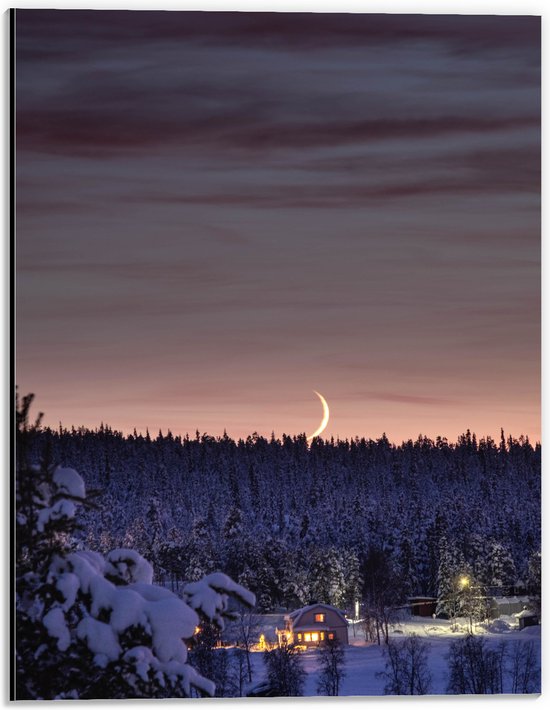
[15,10,541,443]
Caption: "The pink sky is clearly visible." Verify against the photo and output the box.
[16,11,540,443]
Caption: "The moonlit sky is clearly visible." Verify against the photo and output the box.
[16,11,541,443]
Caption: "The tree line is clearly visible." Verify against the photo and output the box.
[26,422,540,618]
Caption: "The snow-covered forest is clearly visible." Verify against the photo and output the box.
[27,423,541,613]
[15,394,541,699]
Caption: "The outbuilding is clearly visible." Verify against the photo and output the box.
[276,603,349,647]
[408,596,438,617]
[516,607,539,630]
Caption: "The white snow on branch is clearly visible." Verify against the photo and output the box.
[106,548,154,584]
[53,466,86,499]
[55,572,80,611]
[43,607,71,652]
[183,572,256,629]
[32,465,255,698]
[36,499,76,532]
[76,617,122,665]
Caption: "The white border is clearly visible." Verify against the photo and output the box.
[2,2,546,708]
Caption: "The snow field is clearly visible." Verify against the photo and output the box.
[246,615,540,696]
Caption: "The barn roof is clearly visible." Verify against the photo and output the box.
[286,603,348,628]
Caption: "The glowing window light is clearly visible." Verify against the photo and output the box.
[311,633,319,642]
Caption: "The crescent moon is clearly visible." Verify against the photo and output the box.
[307,391,330,441]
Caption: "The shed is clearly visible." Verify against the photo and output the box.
[408,596,438,617]
[276,603,349,647]
[516,607,539,630]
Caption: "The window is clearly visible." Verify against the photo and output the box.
[304,633,311,642]
[320,632,325,641]
[328,633,334,640]
[314,613,325,623]
[297,633,302,642]
[311,633,319,642]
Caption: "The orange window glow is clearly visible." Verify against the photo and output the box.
[304,633,311,642]
[314,613,325,623]
[311,633,319,642]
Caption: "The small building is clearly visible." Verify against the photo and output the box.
[408,596,438,617]
[516,607,539,630]
[276,603,349,647]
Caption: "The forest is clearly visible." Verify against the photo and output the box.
[26,422,541,615]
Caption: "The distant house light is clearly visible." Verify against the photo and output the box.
[314,613,325,623]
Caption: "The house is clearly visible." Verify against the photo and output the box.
[276,604,349,647]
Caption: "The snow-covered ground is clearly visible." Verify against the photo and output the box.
[247,615,541,697]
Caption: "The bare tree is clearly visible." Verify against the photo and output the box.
[509,641,540,694]
[361,611,379,644]
[361,547,402,645]
[377,635,432,695]
[233,648,248,697]
[446,635,504,694]
[316,638,346,696]
[263,643,305,697]
[234,608,262,683]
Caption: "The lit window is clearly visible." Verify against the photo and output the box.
[311,633,319,642]
[320,632,325,641]
[328,633,334,640]
[297,633,302,641]
[304,633,311,642]
[314,613,325,623]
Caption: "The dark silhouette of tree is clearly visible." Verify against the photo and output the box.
[263,643,305,696]
[378,635,432,695]
[317,637,346,696]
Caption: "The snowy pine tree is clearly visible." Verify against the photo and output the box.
[15,396,255,700]
[482,541,516,595]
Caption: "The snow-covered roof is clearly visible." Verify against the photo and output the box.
[515,608,538,618]
[407,596,437,602]
[286,603,347,628]
[493,596,530,605]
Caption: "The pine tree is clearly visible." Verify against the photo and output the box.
[15,396,256,700]
[307,547,346,608]
[483,541,516,595]
[435,537,469,621]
